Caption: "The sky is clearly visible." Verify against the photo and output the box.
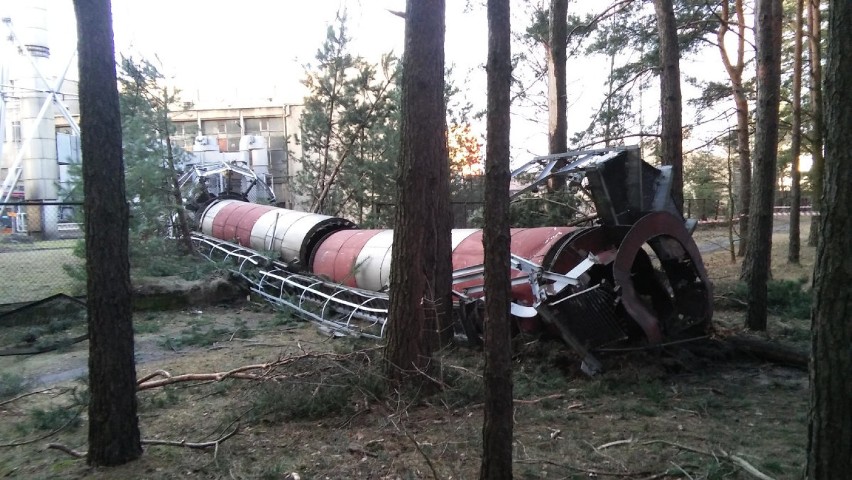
[39,0,503,105]
[1,0,736,162]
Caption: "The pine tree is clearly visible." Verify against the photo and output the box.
[73,0,142,466]
[294,14,399,219]
[118,57,193,254]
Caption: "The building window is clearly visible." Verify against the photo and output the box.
[175,121,198,137]
[226,135,241,152]
[202,120,218,135]
[11,121,21,144]
[244,118,261,133]
[267,117,284,132]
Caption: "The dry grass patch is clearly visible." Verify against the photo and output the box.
[0,222,818,478]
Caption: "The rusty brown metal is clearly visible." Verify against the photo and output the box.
[193,146,716,373]
[611,211,713,343]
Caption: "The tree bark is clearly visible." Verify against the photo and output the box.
[806,0,824,247]
[547,0,567,155]
[73,0,142,466]
[741,0,783,332]
[545,0,568,192]
[480,0,513,478]
[788,0,804,264]
[717,0,751,257]
[806,0,852,475]
[385,0,450,384]
[653,0,684,212]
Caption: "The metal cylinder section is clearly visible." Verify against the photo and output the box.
[452,227,579,301]
[311,225,614,302]
[201,199,613,304]
[198,199,355,267]
[310,229,394,291]
[197,200,712,347]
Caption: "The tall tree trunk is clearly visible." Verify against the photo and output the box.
[480,0,513,477]
[385,0,449,384]
[73,0,142,466]
[788,0,804,264]
[717,0,751,256]
[654,0,684,212]
[806,0,824,246]
[545,0,568,192]
[807,0,852,474]
[547,0,567,154]
[741,0,783,332]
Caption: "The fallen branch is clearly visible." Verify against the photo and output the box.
[643,440,776,480]
[725,335,808,369]
[136,351,367,390]
[46,426,241,460]
[729,454,776,480]
[136,369,172,384]
[403,429,441,480]
[597,437,635,450]
[142,425,239,450]
[0,388,60,408]
[137,368,267,390]
[516,458,655,477]
[513,393,565,405]
[0,408,82,448]
[46,443,85,458]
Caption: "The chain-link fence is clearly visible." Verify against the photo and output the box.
[0,202,84,306]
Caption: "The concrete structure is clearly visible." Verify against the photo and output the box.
[1,2,80,238]
[2,7,310,230]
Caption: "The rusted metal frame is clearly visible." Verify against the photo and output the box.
[510,146,628,178]
[192,232,388,337]
[535,304,603,376]
[508,148,629,201]
[259,269,388,324]
[611,211,713,344]
[191,234,267,273]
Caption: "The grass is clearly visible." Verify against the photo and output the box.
[721,278,812,319]
[0,373,28,400]
[0,248,82,304]
[0,224,818,479]
[261,310,300,328]
[134,317,164,334]
[141,386,181,410]
[249,381,354,423]
[1,315,811,479]
[26,405,82,432]
[160,324,232,350]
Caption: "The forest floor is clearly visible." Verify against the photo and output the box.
[0,220,815,479]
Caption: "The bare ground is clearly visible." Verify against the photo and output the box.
[0,222,815,479]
